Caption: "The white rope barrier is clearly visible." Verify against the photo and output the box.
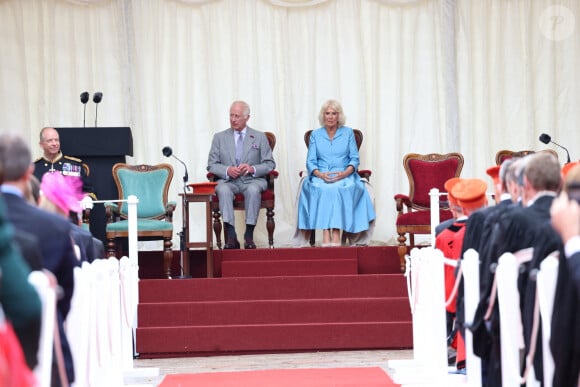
[65,196,150,385]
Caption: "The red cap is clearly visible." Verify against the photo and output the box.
[562,161,580,178]
[452,178,488,210]
[444,177,463,207]
[486,165,500,185]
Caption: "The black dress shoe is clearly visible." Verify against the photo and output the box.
[224,239,240,249]
[244,239,257,249]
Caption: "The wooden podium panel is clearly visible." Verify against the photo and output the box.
[56,127,133,244]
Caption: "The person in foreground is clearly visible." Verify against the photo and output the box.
[207,101,276,249]
[548,163,580,387]
[297,99,375,246]
[0,132,78,386]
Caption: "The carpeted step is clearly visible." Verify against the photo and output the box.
[220,247,358,277]
[139,274,408,302]
[136,321,413,356]
[138,297,410,327]
[221,258,357,277]
[220,247,356,261]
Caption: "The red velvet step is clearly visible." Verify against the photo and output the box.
[137,322,412,357]
[135,247,413,358]
[220,247,358,277]
[139,274,408,302]
[138,297,410,327]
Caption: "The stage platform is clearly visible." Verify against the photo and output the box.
[135,246,413,358]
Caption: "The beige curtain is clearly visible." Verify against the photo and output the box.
[0,0,577,247]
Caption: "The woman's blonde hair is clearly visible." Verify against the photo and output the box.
[318,99,346,127]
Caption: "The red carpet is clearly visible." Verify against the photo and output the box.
[159,367,400,386]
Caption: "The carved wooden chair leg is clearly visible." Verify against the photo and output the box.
[107,238,117,258]
[397,233,408,273]
[266,207,275,248]
[212,209,222,249]
[163,238,173,279]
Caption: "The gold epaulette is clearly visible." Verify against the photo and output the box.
[64,155,82,163]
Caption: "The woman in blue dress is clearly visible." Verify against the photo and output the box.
[297,100,376,246]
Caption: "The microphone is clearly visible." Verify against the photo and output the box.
[80,91,89,128]
[93,92,103,127]
[162,146,190,192]
[539,133,571,163]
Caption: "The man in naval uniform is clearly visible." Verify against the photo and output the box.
[33,126,96,201]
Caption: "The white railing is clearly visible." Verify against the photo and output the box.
[64,195,155,386]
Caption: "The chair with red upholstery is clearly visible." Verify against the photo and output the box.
[394,152,464,271]
[495,149,558,165]
[300,128,372,246]
[207,132,278,249]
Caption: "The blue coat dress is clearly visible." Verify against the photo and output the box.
[297,126,375,233]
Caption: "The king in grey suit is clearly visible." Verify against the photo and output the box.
[207,101,275,249]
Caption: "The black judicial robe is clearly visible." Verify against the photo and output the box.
[471,195,554,386]
[551,250,580,387]
[520,221,563,386]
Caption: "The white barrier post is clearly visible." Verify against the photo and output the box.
[29,271,56,387]
[430,188,441,247]
[463,249,482,387]
[537,254,559,387]
[390,247,453,384]
[496,253,523,386]
[127,195,139,266]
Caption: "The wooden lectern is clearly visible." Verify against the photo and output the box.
[56,127,133,244]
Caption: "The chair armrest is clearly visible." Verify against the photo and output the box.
[206,172,218,182]
[358,169,372,181]
[394,194,412,215]
[266,170,278,190]
[165,201,176,222]
[82,207,91,226]
[104,202,119,223]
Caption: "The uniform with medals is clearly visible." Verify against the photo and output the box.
[33,152,96,199]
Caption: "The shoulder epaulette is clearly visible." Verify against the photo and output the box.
[64,155,82,163]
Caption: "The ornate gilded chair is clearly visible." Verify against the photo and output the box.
[207,132,278,249]
[394,153,464,271]
[104,163,176,278]
[300,129,372,246]
[495,149,558,165]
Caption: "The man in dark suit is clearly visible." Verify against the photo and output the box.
[548,163,580,387]
[471,152,561,386]
[207,101,276,249]
[0,132,79,386]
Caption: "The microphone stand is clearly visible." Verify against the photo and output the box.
[174,156,192,279]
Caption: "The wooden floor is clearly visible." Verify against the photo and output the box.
[125,349,414,386]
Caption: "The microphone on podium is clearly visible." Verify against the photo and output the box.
[162,146,191,192]
[80,91,89,128]
[539,133,571,163]
[93,92,103,127]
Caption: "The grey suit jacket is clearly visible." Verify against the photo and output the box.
[207,127,276,186]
